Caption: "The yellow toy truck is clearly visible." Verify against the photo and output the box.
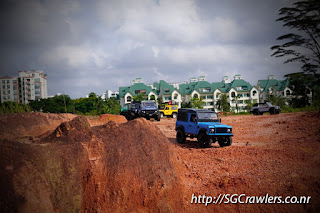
[159,104,179,118]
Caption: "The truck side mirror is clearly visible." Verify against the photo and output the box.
[220,118,221,123]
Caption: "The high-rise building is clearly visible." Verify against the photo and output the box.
[0,70,48,104]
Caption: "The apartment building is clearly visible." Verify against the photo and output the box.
[0,70,48,104]
[119,75,260,112]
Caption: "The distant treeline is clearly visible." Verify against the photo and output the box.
[0,92,120,115]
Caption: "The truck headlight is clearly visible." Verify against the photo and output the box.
[210,128,215,133]
[227,128,232,133]
[142,110,145,113]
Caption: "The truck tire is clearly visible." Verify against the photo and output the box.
[198,132,211,148]
[253,110,258,115]
[269,108,275,114]
[172,112,177,118]
[218,137,232,147]
[156,114,161,121]
[259,111,263,115]
[176,128,186,144]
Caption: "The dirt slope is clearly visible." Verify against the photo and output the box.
[0,113,185,212]
[0,112,319,212]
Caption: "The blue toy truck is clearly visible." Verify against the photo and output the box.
[175,108,233,148]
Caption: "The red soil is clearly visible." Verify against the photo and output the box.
[0,112,319,212]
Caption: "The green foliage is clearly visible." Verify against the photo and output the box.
[190,97,203,109]
[285,72,319,108]
[267,94,286,108]
[29,92,121,115]
[244,99,257,112]
[29,95,74,113]
[271,0,320,74]
[216,94,230,112]
[181,102,191,108]
[133,93,147,101]
[0,101,31,114]
[74,95,120,115]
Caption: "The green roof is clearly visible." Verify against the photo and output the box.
[194,81,216,93]
[159,80,176,95]
[230,79,253,91]
[258,78,289,92]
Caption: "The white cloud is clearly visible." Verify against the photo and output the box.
[40,45,110,68]
[152,46,159,58]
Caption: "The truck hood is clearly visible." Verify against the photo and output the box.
[197,122,232,128]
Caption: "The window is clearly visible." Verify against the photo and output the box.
[35,90,40,94]
[13,85,17,90]
[35,83,40,89]
[177,112,188,121]
[7,80,10,83]
[239,100,243,104]
[207,95,213,99]
[193,94,198,99]
[13,80,17,83]
[201,96,206,100]
[35,78,40,82]
[164,88,170,93]
[216,93,220,99]
[174,94,178,100]
[236,86,242,90]
[150,95,155,100]
[200,87,211,92]
[231,92,236,97]
[252,91,257,96]
[238,94,243,97]
[2,85,4,89]
[134,90,146,94]
[242,86,248,90]
[7,85,10,89]
[164,96,171,101]
[2,80,4,84]
[171,106,177,110]
[127,96,132,102]
[286,90,291,96]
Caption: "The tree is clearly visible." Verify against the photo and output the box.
[216,94,230,112]
[133,93,147,101]
[284,72,316,108]
[267,94,286,108]
[190,97,203,109]
[232,94,241,113]
[271,0,320,75]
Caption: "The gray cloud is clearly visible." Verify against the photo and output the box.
[0,0,300,98]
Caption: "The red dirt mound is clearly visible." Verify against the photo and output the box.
[82,118,186,212]
[0,112,76,139]
[0,115,187,212]
[43,116,92,143]
[88,114,127,126]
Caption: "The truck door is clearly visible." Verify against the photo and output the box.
[186,113,198,134]
[164,106,170,115]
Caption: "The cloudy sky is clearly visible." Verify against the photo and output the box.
[0,0,299,98]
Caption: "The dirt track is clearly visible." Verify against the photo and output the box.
[155,112,320,212]
[0,112,319,212]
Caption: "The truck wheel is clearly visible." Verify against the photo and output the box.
[160,113,164,118]
[269,108,275,114]
[218,137,232,147]
[176,129,186,144]
[198,132,211,148]
[172,112,177,118]
[275,110,280,114]
[253,110,258,115]
[156,114,161,121]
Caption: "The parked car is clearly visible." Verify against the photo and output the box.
[139,100,161,121]
[159,104,179,118]
[175,108,233,148]
[250,102,281,115]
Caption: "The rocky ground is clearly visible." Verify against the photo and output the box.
[0,112,319,212]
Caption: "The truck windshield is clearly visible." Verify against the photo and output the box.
[131,104,140,109]
[197,112,218,122]
[141,102,157,108]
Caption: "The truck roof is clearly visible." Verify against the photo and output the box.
[178,108,216,114]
